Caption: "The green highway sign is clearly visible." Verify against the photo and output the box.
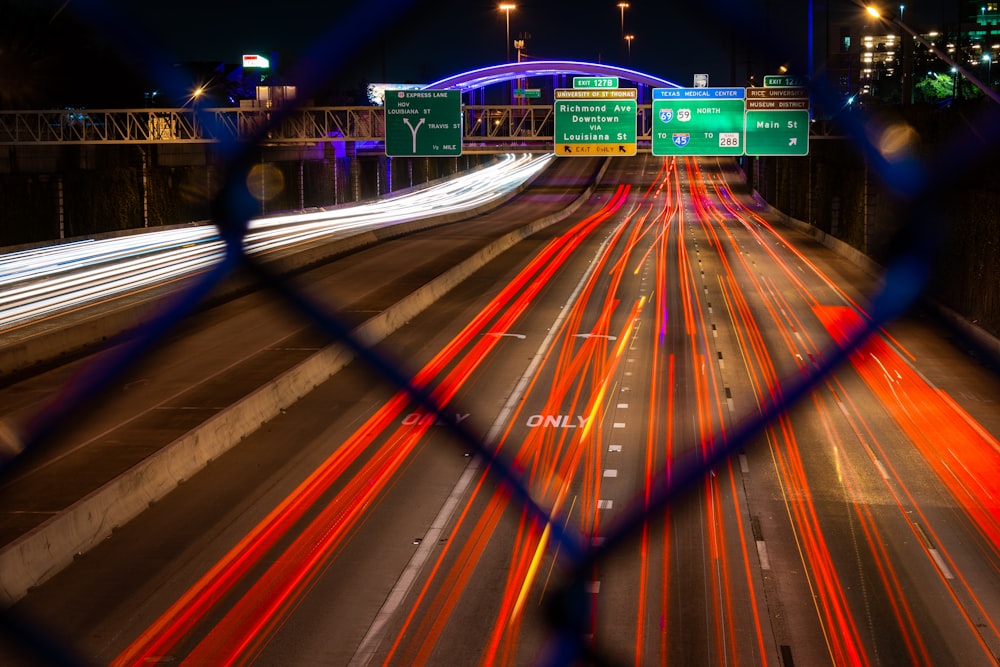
[514,88,542,98]
[554,89,637,156]
[745,109,810,155]
[573,76,619,89]
[763,75,808,87]
[651,87,746,156]
[384,89,462,157]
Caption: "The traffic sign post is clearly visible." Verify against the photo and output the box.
[553,89,637,156]
[651,87,746,156]
[763,75,808,88]
[384,90,462,157]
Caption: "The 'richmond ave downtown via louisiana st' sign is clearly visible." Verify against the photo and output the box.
[553,88,638,156]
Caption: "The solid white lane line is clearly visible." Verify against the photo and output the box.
[928,548,955,580]
[756,540,772,571]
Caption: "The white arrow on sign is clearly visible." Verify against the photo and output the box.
[789,137,798,146]
[403,117,426,153]
[575,333,618,340]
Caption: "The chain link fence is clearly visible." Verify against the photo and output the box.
[1,0,999,664]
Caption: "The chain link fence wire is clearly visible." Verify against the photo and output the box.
[2,0,999,664]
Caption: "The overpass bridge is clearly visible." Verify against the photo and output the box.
[0,61,676,152]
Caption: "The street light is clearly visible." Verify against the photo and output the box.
[184,85,205,107]
[984,53,993,89]
[617,2,629,39]
[499,3,516,63]
[866,5,1000,104]
[625,34,634,57]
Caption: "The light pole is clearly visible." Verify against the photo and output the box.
[499,3,516,63]
[617,2,629,39]
[866,5,1000,104]
[985,53,994,89]
[625,34,634,58]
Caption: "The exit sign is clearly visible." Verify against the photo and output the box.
[763,75,808,87]
[554,88,637,156]
[573,76,619,89]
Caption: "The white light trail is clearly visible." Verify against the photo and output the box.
[0,154,552,331]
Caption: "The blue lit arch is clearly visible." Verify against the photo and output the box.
[423,60,679,93]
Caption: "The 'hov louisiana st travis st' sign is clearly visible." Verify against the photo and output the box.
[554,88,637,156]
[384,89,462,157]
[651,87,746,157]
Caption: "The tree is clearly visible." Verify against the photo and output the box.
[913,72,955,104]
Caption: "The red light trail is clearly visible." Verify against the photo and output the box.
[109,158,1000,666]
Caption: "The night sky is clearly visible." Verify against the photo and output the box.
[6,0,965,99]
[114,0,817,86]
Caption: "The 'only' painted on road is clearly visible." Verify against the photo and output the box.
[526,415,589,428]
[402,412,470,426]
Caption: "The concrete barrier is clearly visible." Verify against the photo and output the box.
[0,158,610,605]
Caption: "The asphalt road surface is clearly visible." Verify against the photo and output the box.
[1,155,998,666]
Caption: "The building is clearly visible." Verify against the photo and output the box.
[824,2,998,106]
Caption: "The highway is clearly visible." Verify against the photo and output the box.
[0,153,552,335]
[1,155,999,666]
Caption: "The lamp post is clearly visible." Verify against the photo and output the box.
[617,2,629,39]
[866,5,1000,104]
[985,53,994,89]
[625,34,634,58]
[499,3,516,63]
